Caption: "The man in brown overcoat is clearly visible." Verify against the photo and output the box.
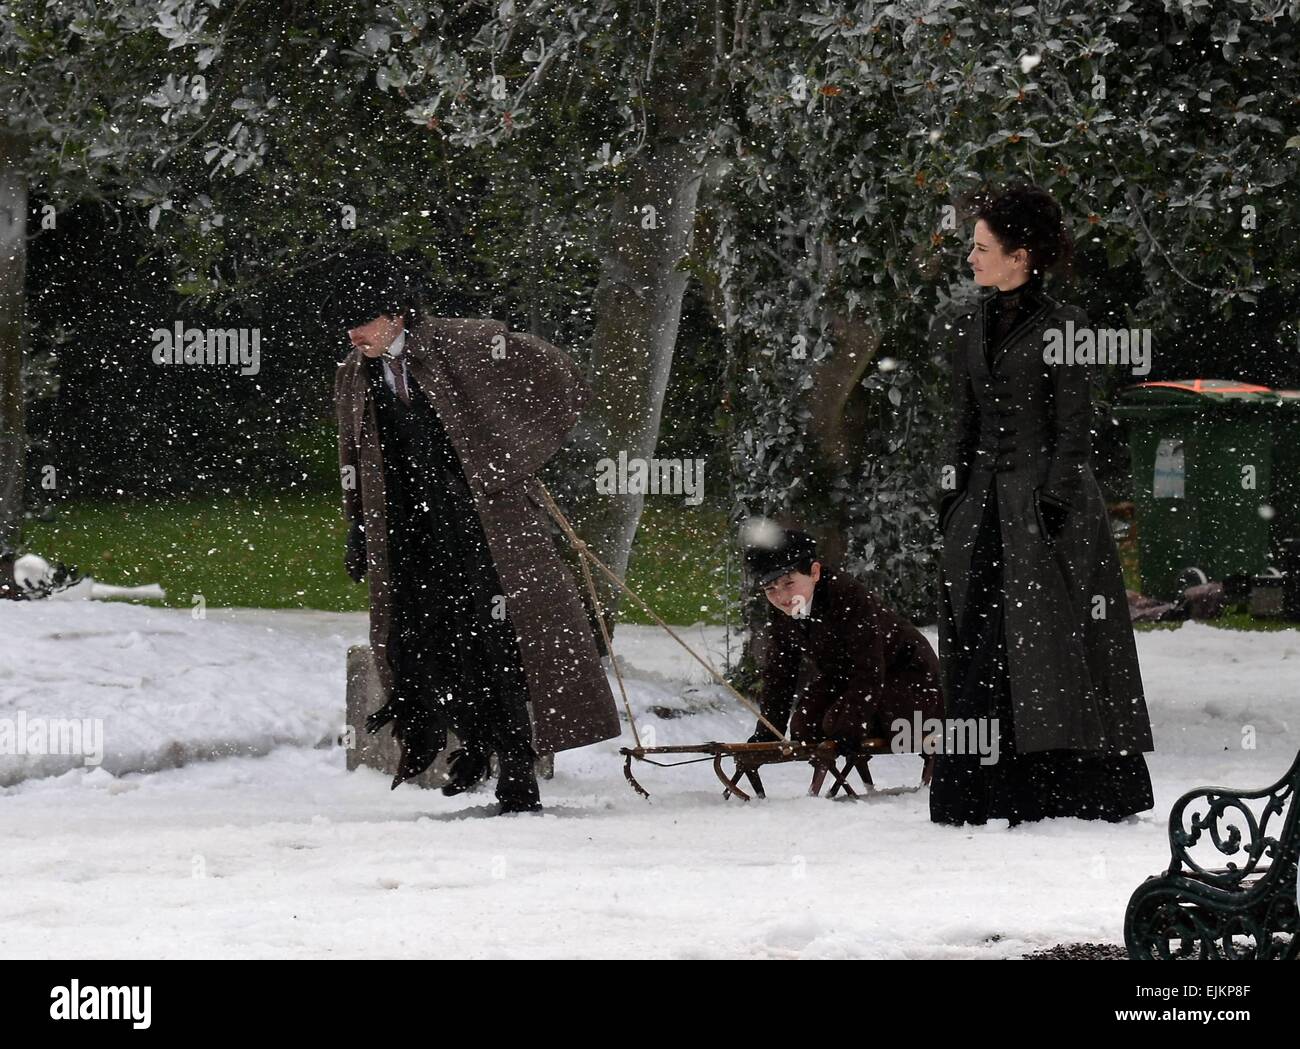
[327,252,619,814]
[745,526,943,783]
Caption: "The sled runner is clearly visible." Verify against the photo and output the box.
[619,737,899,801]
[534,485,927,801]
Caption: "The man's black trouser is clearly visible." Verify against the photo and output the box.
[389,617,540,808]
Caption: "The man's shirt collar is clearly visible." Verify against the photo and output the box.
[383,327,407,359]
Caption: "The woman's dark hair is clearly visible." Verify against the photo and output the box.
[965,182,1074,282]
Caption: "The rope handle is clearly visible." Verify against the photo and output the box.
[531,481,788,745]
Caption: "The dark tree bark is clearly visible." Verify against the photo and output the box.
[0,131,27,550]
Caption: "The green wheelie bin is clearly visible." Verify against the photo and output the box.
[1112,379,1286,600]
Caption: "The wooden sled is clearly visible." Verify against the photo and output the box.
[620,737,924,802]
[533,485,933,805]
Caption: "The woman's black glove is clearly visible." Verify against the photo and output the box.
[1034,488,1071,542]
[938,489,965,534]
[344,521,367,582]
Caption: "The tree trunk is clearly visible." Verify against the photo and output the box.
[563,67,710,628]
[0,131,27,551]
[803,311,881,563]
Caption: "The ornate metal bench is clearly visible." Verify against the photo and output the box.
[1124,749,1299,960]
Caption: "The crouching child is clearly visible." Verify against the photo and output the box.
[744,527,943,785]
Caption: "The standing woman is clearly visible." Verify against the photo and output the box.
[929,183,1154,826]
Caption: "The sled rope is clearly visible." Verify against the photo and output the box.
[532,482,640,746]
[534,483,788,744]
[576,511,640,748]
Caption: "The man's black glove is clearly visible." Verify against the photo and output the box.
[344,521,367,582]
[364,700,397,736]
[1034,488,1071,542]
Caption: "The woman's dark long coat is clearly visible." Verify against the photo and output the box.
[335,317,620,756]
[935,289,1153,755]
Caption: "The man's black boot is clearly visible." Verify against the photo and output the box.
[495,745,542,814]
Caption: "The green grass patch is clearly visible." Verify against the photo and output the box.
[27,491,1299,632]
[622,501,734,625]
[24,491,739,622]
[26,491,362,611]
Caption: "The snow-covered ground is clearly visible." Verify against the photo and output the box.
[1,600,1296,958]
